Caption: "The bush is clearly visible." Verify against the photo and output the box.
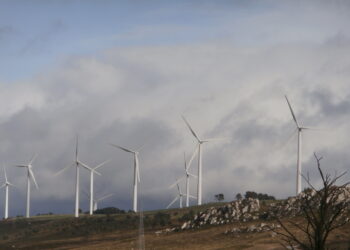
[152,212,171,227]
[244,191,275,200]
[94,207,125,215]
[178,210,194,222]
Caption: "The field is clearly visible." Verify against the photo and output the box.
[0,202,349,249]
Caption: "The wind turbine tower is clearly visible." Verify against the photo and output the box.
[167,182,185,209]
[54,136,90,218]
[285,95,316,195]
[15,155,39,218]
[182,116,216,205]
[110,143,142,212]
[1,167,14,219]
[79,160,109,215]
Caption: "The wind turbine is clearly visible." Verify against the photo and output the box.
[167,182,185,209]
[285,95,316,195]
[1,167,15,219]
[54,136,89,218]
[170,152,197,207]
[79,160,109,215]
[82,191,114,212]
[15,154,39,218]
[93,193,114,211]
[182,115,216,205]
[110,143,142,212]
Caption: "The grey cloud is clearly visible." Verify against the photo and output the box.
[1,33,350,215]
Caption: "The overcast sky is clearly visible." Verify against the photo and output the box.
[0,0,350,216]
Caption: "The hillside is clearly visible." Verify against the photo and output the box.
[0,199,349,249]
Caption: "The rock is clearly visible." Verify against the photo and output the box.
[242,206,248,214]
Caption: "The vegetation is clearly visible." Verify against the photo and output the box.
[151,212,171,227]
[235,193,243,200]
[94,207,125,215]
[0,197,348,249]
[214,193,224,201]
[275,153,350,250]
[244,191,276,200]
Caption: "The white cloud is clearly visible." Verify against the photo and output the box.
[1,6,350,214]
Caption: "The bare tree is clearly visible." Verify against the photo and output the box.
[275,153,350,250]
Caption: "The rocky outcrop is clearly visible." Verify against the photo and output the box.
[264,186,350,219]
[180,198,260,230]
[157,186,350,235]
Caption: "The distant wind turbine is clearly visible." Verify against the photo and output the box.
[93,193,114,211]
[54,136,89,218]
[1,166,15,219]
[285,95,318,195]
[15,154,39,218]
[79,160,110,215]
[83,191,114,211]
[167,181,185,209]
[110,143,143,212]
[169,152,197,207]
[182,115,219,205]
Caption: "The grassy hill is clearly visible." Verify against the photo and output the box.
[0,200,349,249]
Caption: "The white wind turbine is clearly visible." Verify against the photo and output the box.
[1,167,15,219]
[93,193,114,211]
[110,143,142,212]
[15,154,39,218]
[285,95,317,195]
[167,182,185,209]
[54,136,89,218]
[82,191,114,211]
[170,152,197,207]
[79,160,110,215]
[182,115,218,205]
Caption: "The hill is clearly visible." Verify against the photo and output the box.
[0,199,349,249]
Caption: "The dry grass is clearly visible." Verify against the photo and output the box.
[0,202,349,249]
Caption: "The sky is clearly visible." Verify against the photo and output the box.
[0,0,350,216]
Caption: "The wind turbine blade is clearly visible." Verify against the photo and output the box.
[189,173,197,178]
[92,169,102,176]
[285,95,300,127]
[188,195,197,199]
[184,152,187,171]
[0,184,5,189]
[169,176,184,189]
[92,170,102,176]
[137,165,140,183]
[75,135,79,161]
[202,137,228,142]
[8,182,16,188]
[176,182,180,194]
[53,163,74,176]
[300,126,324,131]
[93,160,110,170]
[78,160,93,171]
[29,168,39,189]
[109,143,134,153]
[82,190,90,198]
[29,153,38,165]
[187,145,199,171]
[136,143,147,152]
[182,115,201,142]
[136,155,140,182]
[166,196,179,209]
[97,193,114,201]
[14,165,28,168]
[4,167,8,182]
